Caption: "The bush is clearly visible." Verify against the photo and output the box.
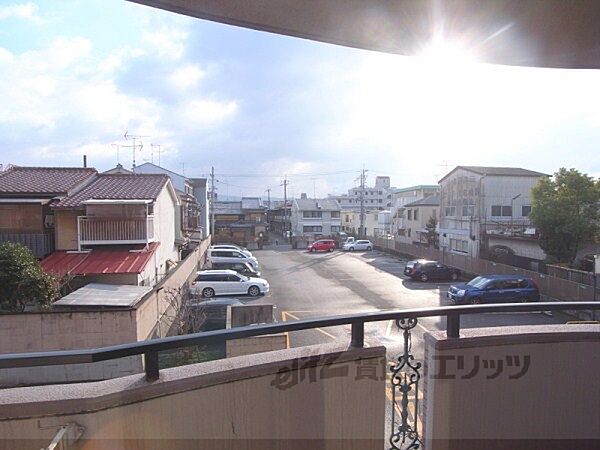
[0,242,59,312]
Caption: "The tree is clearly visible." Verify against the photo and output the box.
[0,242,59,312]
[425,215,438,247]
[530,168,600,265]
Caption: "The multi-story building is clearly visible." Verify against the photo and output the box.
[133,163,206,243]
[213,197,268,248]
[398,195,440,245]
[390,185,440,236]
[290,195,341,237]
[329,176,395,211]
[0,166,97,258]
[341,210,379,237]
[438,166,548,258]
[41,173,181,287]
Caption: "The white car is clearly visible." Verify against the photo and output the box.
[192,270,269,298]
[210,244,253,257]
[342,239,373,251]
[208,249,259,270]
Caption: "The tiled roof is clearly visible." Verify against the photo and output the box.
[404,195,440,207]
[440,166,549,183]
[294,198,341,211]
[41,243,159,277]
[0,166,97,195]
[214,201,243,215]
[241,197,263,210]
[53,174,169,208]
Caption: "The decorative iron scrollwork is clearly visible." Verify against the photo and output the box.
[389,317,422,450]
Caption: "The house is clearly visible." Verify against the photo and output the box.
[213,197,268,248]
[0,166,97,258]
[329,176,396,211]
[398,195,440,245]
[390,185,440,237]
[41,173,180,287]
[341,210,379,236]
[266,201,291,237]
[438,166,549,258]
[291,195,341,237]
[132,163,206,243]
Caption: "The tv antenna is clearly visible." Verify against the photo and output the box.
[150,144,162,166]
[123,131,149,169]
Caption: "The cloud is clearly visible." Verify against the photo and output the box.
[142,28,188,59]
[169,64,205,90]
[182,99,238,126]
[0,2,43,22]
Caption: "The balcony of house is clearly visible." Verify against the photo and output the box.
[1,302,599,450]
[77,200,156,247]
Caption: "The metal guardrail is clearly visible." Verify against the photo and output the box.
[2,302,600,449]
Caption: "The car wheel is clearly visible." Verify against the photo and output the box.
[470,297,482,305]
[349,247,355,252]
[450,272,459,281]
[328,248,334,252]
[310,248,315,253]
[202,287,215,298]
[420,273,429,282]
[367,246,372,251]
[248,286,261,297]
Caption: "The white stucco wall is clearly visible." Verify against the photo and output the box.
[153,184,179,280]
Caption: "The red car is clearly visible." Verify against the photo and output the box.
[307,239,336,253]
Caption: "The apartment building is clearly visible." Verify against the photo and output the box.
[329,176,395,211]
[0,166,97,258]
[438,166,548,258]
[290,195,341,237]
[390,185,440,236]
[341,210,379,236]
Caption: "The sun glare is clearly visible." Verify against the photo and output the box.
[418,41,476,66]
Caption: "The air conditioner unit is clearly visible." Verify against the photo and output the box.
[44,214,55,228]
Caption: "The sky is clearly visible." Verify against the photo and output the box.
[1,1,599,200]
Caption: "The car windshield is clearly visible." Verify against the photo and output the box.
[466,276,490,289]
[239,274,249,281]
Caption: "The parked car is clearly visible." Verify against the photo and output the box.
[447,275,540,304]
[191,270,269,298]
[342,239,373,251]
[210,244,252,257]
[404,260,460,282]
[307,239,336,252]
[208,249,259,270]
[211,261,260,277]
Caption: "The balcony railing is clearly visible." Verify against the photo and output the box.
[1,302,599,449]
[78,216,155,246]
[0,231,55,258]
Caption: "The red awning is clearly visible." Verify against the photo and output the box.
[41,243,159,277]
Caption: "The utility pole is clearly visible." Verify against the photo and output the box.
[359,166,367,237]
[281,177,289,240]
[210,166,216,237]
[265,188,271,210]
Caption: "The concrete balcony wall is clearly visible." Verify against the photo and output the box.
[0,343,386,450]
[423,324,600,450]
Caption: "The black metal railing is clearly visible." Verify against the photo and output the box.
[1,302,599,449]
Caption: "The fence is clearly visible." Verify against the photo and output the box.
[547,264,597,286]
[371,237,600,308]
[0,231,54,258]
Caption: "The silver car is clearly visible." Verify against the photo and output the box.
[191,270,269,298]
[208,249,259,270]
[342,239,373,251]
[210,244,253,257]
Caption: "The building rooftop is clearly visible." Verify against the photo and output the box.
[214,201,243,215]
[53,283,152,308]
[393,185,440,194]
[294,198,341,211]
[440,166,549,183]
[404,195,441,207]
[53,174,169,208]
[0,166,97,196]
[241,197,263,210]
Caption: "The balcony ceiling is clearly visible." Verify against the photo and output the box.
[128,0,600,69]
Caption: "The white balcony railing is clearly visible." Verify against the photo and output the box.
[78,216,155,247]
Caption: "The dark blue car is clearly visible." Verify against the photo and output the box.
[447,274,540,304]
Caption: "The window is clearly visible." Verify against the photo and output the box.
[303,211,322,218]
[407,210,412,220]
[444,206,456,217]
[414,209,418,220]
[226,274,241,281]
[331,211,340,218]
[522,205,532,216]
[378,199,382,203]
[462,205,475,216]
[303,226,323,232]
[331,226,341,232]
[502,206,512,216]
[491,205,502,216]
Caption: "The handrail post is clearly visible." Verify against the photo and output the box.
[144,351,159,382]
[447,313,460,338]
[351,321,364,348]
